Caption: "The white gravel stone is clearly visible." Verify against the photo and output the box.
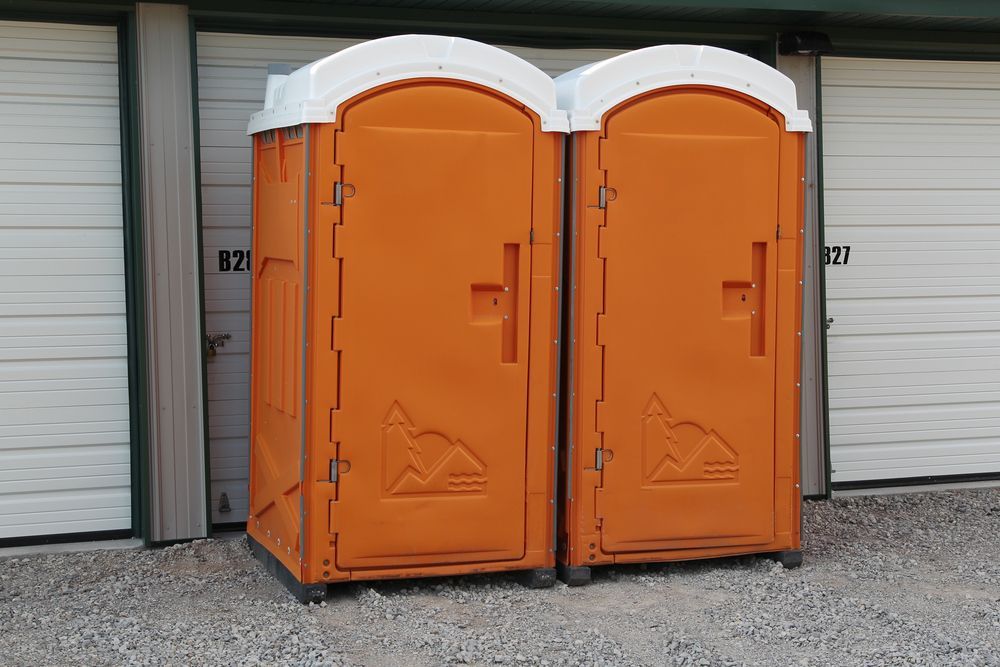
[0,488,998,665]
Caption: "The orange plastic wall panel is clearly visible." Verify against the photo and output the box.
[562,87,804,568]
[283,81,562,584]
[247,131,308,578]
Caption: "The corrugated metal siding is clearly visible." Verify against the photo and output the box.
[195,32,624,524]
[0,21,130,538]
[777,54,826,497]
[137,3,208,541]
[822,56,1000,483]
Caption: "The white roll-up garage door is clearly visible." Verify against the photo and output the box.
[195,32,625,524]
[0,21,131,538]
[822,56,1000,484]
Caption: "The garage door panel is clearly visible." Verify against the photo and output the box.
[831,331,1000,353]
[209,424,246,440]
[203,233,249,254]
[0,184,122,203]
[826,215,1000,229]
[833,450,1000,482]
[823,96,1000,117]
[0,386,127,410]
[0,412,128,443]
[0,491,131,534]
[823,47,1000,487]
[1,126,121,146]
[826,249,1000,267]
[832,390,1000,411]
[833,440,1000,463]
[208,383,248,403]
[831,356,1000,377]
[829,368,1000,391]
[831,347,1000,364]
[832,401,1000,427]
[0,277,126,295]
[824,264,1000,281]
[0,116,120,133]
[2,258,126,277]
[0,21,131,538]
[828,277,1000,295]
[0,512,131,539]
[200,171,249,186]
[0,467,130,492]
[831,295,1000,315]
[826,123,1000,142]
[200,129,254,149]
[828,191,1000,209]
[827,175,1000,190]
[0,143,123,164]
[203,286,250,303]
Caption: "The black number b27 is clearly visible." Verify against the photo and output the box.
[218,249,251,272]
[825,245,851,265]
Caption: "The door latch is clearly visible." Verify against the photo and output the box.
[328,459,350,482]
[321,182,356,206]
[826,317,834,330]
[598,186,617,209]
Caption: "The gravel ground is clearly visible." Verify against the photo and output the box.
[1,488,998,666]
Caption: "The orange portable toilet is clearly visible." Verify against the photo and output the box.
[554,45,812,584]
[245,35,568,602]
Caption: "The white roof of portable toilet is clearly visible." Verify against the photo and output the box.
[554,44,812,133]
[247,34,569,135]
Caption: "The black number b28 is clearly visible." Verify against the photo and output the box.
[825,245,851,265]
[218,249,251,272]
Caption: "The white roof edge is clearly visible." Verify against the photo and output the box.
[554,45,812,133]
[247,34,569,135]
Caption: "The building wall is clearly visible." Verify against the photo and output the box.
[777,54,828,497]
[9,0,1000,542]
[136,2,207,541]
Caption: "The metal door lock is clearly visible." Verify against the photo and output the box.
[321,182,356,206]
[206,332,232,356]
[825,317,834,330]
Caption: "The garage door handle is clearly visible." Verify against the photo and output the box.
[826,317,834,330]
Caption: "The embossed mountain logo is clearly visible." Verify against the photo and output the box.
[382,402,487,496]
[641,394,739,483]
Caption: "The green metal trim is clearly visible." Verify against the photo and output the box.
[759,32,777,67]
[818,27,1000,60]
[549,0,1000,16]
[16,0,1000,22]
[185,0,1000,21]
[0,3,128,24]
[814,56,832,500]
[118,10,153,543]
[190,4,777,52]
[188,15,215,538]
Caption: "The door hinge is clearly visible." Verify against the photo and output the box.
[595,448,604,470]
[776,224,782,240]
[529,228,534,244]
[321,182,356,206]
[328,460,339,483]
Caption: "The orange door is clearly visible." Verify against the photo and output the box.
[596,89,780,552]
[331,83,535,570]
